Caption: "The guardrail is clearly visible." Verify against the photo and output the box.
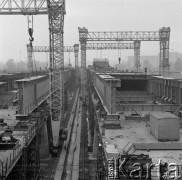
[0,122,38,178]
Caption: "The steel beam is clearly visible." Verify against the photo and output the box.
[84,31,160,41]
[33,45,75,52]
[86,42,134,50]
[0,0,47,15]
[31,44,79,68]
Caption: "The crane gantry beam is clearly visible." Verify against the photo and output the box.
[80,30,163,41]
[79,27,170,100]
[33,45,75,52]
[0,0,47,15]
[86,42,134,50]
[30,44,79,68]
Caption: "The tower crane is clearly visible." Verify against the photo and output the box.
[0,0,66,150]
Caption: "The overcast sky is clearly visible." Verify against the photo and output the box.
[0,0,181,67]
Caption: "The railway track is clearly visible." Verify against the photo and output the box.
[53,89,81,180]
[39,88,80,180]
[62,92,81,180]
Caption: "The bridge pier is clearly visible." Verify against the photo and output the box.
[39,122,50,159]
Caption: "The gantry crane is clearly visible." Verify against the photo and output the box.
[27,44,79,69]
[0,0,66,149]
[78,27,171,100]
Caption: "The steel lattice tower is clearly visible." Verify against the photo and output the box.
[79,27,88,101]
[47,0,66,145]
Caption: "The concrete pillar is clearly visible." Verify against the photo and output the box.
[176,87,179,104]
[39,122,50,159]
[159,82,161,97]
[120,113,125,127]
[111,87,116,114]
[92,126,98,158]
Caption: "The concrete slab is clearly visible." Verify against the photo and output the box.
[102,120,182,164]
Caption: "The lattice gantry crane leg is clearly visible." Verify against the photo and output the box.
[74,44,79,68]
[159,27,170,76]
[79,27,88,102]
[134,40,141,72]
[47,0,66,147]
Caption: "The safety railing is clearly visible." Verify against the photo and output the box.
[0,122,37,178]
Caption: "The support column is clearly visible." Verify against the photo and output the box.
[74,44,79,86]
[159,27,170,75]
[79,28,88,102]
[39,123,50,159]
[74,44,79,68]
[111,87,116,114]
[134,40,141,72]
[92,126,98,158]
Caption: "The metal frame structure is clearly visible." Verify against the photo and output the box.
[86,42,134,50]
[134,40,141,72]
[47,0,65,147]
[29,44,79,68]
[79,27,170,99]
[0,0,66,147]
[0,0,47,15]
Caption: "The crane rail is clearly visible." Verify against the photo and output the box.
[53,88,80,180]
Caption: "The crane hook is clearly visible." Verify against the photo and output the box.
[27,15,34,42]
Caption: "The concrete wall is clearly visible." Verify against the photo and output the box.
[116,104,179,113]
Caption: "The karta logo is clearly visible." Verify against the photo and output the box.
[108,157,182,179]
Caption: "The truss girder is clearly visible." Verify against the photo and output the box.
[32,44,79,68]
[85,31,161,41]
[33,45,74,52]
[86,42,134,50]
[47,0,65,146]
[134,41,141,72]
[0,0,47,14]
